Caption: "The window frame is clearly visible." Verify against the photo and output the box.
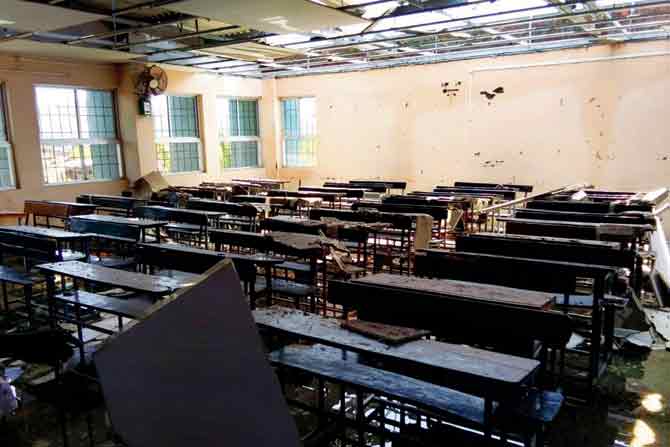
[35,84,124,186]
[217,96,262,171]
[152,94,203,175]
[280,96,318,168]
[0,84,16,190]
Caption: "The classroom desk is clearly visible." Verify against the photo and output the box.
[352,273,556,310]
[0,225,90,260]
[138,242,285,308]
[38,260,186,361]
[497,216,653,246]
[143,205,225,219]
[70,214,168,243]
[261,216,328,235]
[254,307,539,419]
[0,211,25,225]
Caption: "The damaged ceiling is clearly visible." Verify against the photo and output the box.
[0,0,669,77]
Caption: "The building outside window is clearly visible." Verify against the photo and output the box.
[36,86,122,185]
[281,97,317,167]
[218,97,262,169]
[152,95,202,173]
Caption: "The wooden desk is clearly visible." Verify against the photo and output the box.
[0,211,24,225]
[0,225,90,260]
[261,216,328,235]
[498,216,653,244]
[254,307,539,399]
[0,225,90,242]
[353,273,556,309]
[70,214,168,243]
[144,205,225,219]
[37,261,185,295]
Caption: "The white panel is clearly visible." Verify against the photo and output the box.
[166,0,368,34]
[0,40,138,63]
[197,42,304,61]
[0,1,106,32]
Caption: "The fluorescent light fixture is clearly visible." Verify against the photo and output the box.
[0,19,16,26]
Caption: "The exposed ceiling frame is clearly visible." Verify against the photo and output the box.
[113,24,240,50]
[221,12,670,72]
[215,1,670,76]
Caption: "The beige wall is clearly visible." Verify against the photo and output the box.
[0,55,127,211]
[118,65,273,186]
[270,40,670,194]
[0,58,272,212]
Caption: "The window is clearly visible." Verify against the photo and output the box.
[151,95,202,173]
[0,86,15,188]
[281,97,317,167]
[36,86,122,185]
[217,97,261,169]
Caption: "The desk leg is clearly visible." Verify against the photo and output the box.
[483,397,493,443]
[72,280,85,364]
[590,276,605,392]
[266,264,273,307]
[25,285,34,328]
[46,274,57,330]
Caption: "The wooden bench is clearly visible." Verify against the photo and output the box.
[69,218,141,268]
[0,266,36,324]
[187,199,258,231]
[271,344,562,446]
[526,199,653,214]
[51,289,152,349]
[434,186,517,201]
[23,200,96,228]
[135,206,211,246]
[454,181,534,193]
[77,194,146,217]
[328,278,572,370]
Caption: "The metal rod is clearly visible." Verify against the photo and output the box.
[282,0,670,51]
[67,17,191,45]
[219,14,670,73]
[113,25,240,50]
[479,183,593,214]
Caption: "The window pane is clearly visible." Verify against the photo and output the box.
[222,141,259,169]
[156,142,200,173]
[282,98,317,167]
[168,96,198,138]
[36,87,78,139]
[0,143,13,188]
[77,90,116,139]
[228,99,239,137]
[88,143,120,180]
[0,93,7,142]
[238,100,259,136]
[41,143,84,184]
[152,95,170,138]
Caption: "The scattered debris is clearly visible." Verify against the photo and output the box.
[645,308,670,341]
[341,320,430,345]
[624,331,654,350]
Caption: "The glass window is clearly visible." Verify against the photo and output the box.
[36,86,122,185]
[0,86,15,188]
[281,97,317,167]
[151,95,202,173]
[218,98,261,169]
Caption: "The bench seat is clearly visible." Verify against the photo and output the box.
[275,261,313,273]
[270,344,493,426]
[0,266,36,286]
[53,290,152,320]
[255,279,316,297]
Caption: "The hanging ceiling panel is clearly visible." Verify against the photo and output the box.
[196,42,304,61]
[165,0,369,34]
[0,0,106,32]
[0,40,138,63]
